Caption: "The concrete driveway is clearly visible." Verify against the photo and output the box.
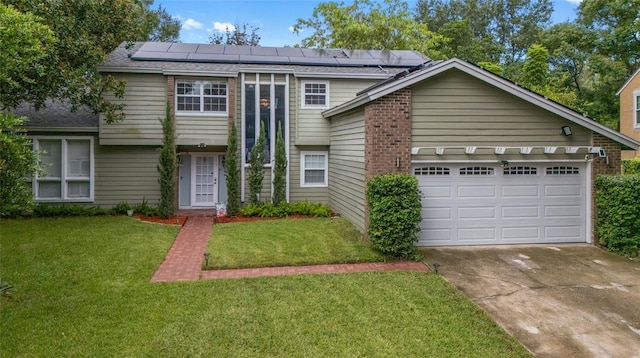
[420,245,640,358]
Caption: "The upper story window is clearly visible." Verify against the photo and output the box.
[32,137,94,202]
[301,81,329,109]
[635,91,640,128]
[176,80,227,113]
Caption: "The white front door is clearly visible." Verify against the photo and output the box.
[191,155,218,207]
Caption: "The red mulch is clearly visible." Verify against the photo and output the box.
[134,214,188,226]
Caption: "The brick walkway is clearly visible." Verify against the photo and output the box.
[151,216,429,282]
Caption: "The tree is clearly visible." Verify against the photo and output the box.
[520,44,578,108]
[2,1,180,122]
[247,123,266,205]
[157,102,176,218]
[415,0,553,69]
[272,123,287,206]
[293,0,445,59]
[138,3,181,42]
[225,123,241,216]
[0,114,41,217]
[210,22,261,46]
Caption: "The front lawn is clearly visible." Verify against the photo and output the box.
[1,217,531,357]
[205,217,384,269]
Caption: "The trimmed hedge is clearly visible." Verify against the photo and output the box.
[622,158,640,174]
[595,174,640,257]
[366,174,422,260]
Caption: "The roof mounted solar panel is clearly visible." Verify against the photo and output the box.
[250,47,279,56]
[223,46,251,55]
[187,53,240,62]
[276,47,304,57]
[133,51,189,60]
[168,43,199,53]
[195,44,225,54]
[137,42,172,52]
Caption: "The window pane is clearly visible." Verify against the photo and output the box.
[275,85,286,139]
[204,82,226,96]
[67,182,90,198]
[304,83,326,105]
[204,97,226,112]
[636,95,640,110]
[39,139,62,178]
[67,140,90,177]
[305,154,325,169]
[305,169,325,184]
[177,81,200,95]
[38,181,61,198]
[260,84,271,161]
[177,96,200,111]
[245,84,256,163]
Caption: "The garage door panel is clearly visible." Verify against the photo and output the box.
[545,185,581,197]
[458,227,496,240]
[458,206,496,219]
[458,185,496,198]
[415,162,587,246]
[502,206,539,218]
[502,185,539,197]
[502,227,540,239]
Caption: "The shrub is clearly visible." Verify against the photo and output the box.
[225,122,241,216]
[366,174,422,260]
[239,201,331,218]
[272,123,287,205]
[157,102,176,218]
[133,198,161,217]
[247,122,266,204]
[622,158,640,174]
[595,175,640,257]
[32,203,107,217]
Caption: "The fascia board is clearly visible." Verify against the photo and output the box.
[617,67,640,95]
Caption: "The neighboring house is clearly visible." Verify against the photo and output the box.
[18,42,640,247]
[616,67,640,158]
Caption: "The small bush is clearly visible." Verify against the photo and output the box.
[239,201,331,218]
[133,198,161,217]
[622,158,640,174]
[32,203,107,217]
[110,201,132,215]
[595,174,640,257]
[366,174,422,260]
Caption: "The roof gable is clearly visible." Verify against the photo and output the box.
[616,66,640,95]
[324,58,640,150]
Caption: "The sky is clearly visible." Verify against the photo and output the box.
[159,0,583,47]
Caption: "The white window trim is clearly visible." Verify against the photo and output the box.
[301,80,330,109]
[634,89,640,128]
[175,79,228,115]
[32,136,95,202]
[300,151,328,187]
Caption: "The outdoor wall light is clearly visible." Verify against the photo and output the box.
[198,142,207,148]
[203,252,210,267]
[561,125,572,136]
[500,160,509,167]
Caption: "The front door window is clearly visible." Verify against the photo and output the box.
[192,155,217,206]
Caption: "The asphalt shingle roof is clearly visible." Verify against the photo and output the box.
[13,100,98,129]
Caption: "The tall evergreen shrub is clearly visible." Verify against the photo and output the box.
[272,123,287,205]
[247,122,266,205]
[622,158,640,174]
[595,175,640,256]
[157,102,176,218]
[366,174,422,260]
[225,122,240,216]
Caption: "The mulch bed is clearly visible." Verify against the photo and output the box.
[134,214,188,226]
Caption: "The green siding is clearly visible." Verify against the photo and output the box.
[289,145,330,204]
[329,110,366,231]
[94,145,160,207]
[99,74,166,145]
[296,78,376,145]
[175,114,228,146]
[411,71,592,160]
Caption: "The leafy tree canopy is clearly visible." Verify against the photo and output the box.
[1,0,180,123]
[210,22,261,46]
[293,0,446,59]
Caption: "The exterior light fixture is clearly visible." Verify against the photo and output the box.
[500,160,509,167]
[203,252,210,267]
[561,126,572,136]
[198,142,206,148]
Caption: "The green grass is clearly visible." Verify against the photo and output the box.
[205,217,385,269]
[1,217,532,357]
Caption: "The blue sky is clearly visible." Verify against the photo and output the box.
[160,0,583,47]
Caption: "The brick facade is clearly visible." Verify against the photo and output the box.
[363,88,413,179]
[590,133,622,245]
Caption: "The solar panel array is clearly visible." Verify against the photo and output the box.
[131,42,428,67]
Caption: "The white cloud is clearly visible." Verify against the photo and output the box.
[213,21,236,33]
[565,0,582,4]
[182,18,203,30]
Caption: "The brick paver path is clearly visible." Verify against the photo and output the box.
[151,216,429,282]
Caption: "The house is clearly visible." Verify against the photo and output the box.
[19,42,640,247]
[616,67,640,158]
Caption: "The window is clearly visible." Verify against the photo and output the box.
[243,77,286,164]
[33,137,93,201]
[176,80,227,113]
[635,91,640,128]
[546,166,580,175]
[460,167,494,176]
[503,166,537,175]
[301,81,329,108]
[414,167,450,176]
[300,151,328,187]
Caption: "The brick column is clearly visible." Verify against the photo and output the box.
[227,77,236,132]
[167,76,175,117]
[590,133,622,245]
[363,88,413,237]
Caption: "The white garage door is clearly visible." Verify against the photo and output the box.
[414,163,587,246]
